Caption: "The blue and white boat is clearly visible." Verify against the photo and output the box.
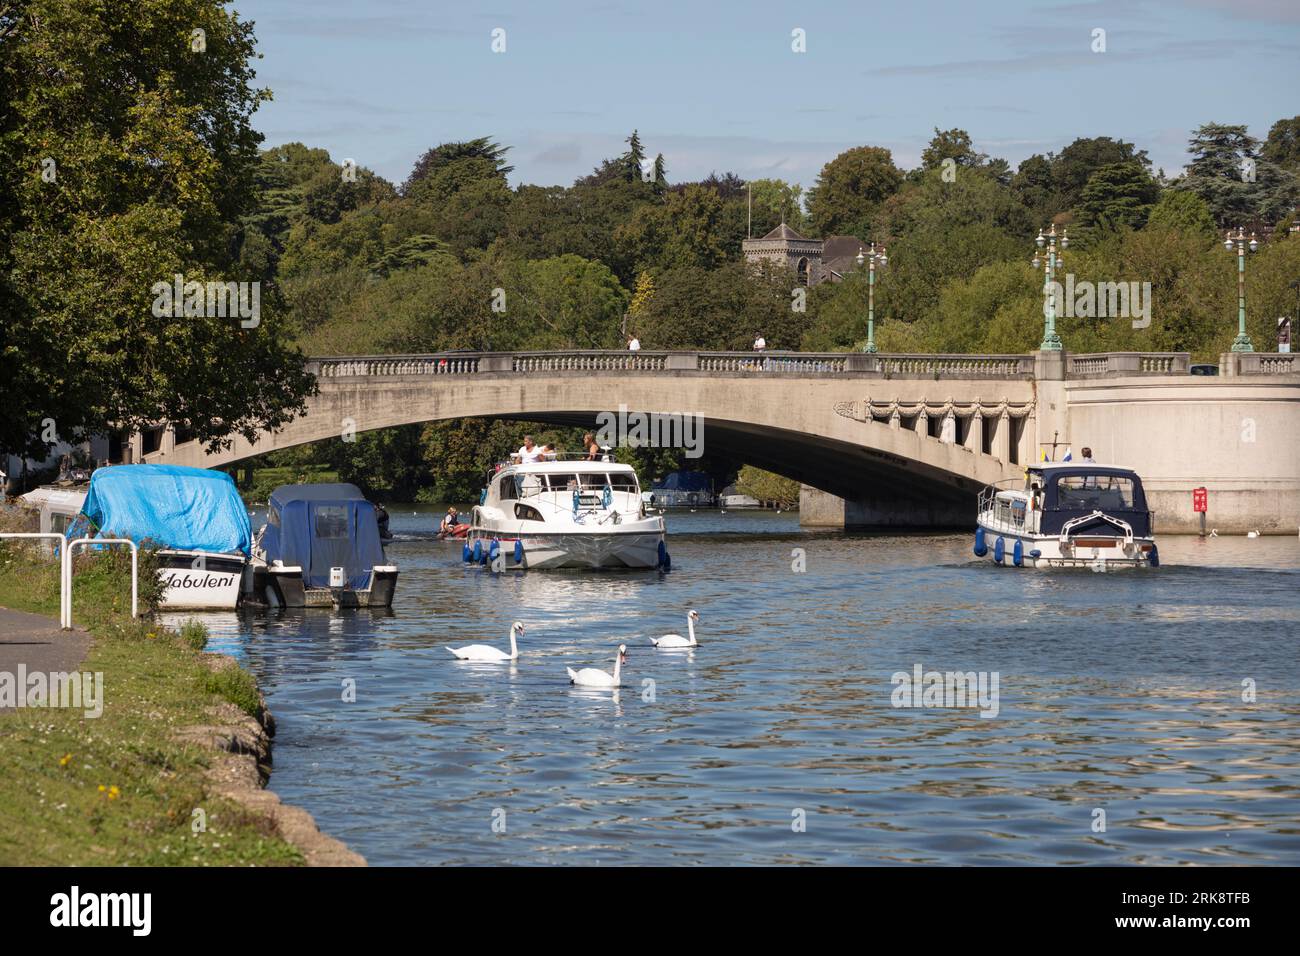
[975,463,1158,570]
[72,464,252,608]
[249,483,398,607]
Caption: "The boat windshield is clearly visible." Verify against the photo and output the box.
[499,468,640,499]
[1055,474,1137,510]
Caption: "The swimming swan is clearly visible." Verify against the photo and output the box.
[652,610,700,648]
[448,621,523,661]
[567,644,627,687]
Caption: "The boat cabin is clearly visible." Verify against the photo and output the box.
[982,464,1152,538]
[484,458,643,521]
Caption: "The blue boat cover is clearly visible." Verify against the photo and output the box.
[77,464,251,555]
[261,484,385,589]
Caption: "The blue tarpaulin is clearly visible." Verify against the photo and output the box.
[77,464,251,555]
[261,484,385,589]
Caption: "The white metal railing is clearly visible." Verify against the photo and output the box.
[63,538,138,629]
[0,532,138,629]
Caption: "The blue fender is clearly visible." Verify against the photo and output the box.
[993,536,1005,564]
[1012,539,1024,567]
[472,539,482,563]
[1148,544,1160,568]
[602,485,612,509]
[513,539,524,564]
[462,542,471,563]
[657,540,670,572]
[973,527,988,557]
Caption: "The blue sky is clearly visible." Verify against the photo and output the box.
[238,0,1300,191]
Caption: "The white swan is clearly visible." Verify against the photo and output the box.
[567,644,626,687]
[448,621,523,661]
[652,610,700,648]
[1246,530,1260,538]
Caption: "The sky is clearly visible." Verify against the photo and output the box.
[237,0,1300,192]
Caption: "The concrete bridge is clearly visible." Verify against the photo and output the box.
[135,349,1300,534]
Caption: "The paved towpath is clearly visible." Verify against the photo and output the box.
[0,607,90,712]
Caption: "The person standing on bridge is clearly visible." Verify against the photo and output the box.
[753,334,766,352]
[627,334,641,352]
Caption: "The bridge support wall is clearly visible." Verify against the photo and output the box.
[799,486,969,530]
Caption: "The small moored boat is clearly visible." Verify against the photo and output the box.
[248,484,398,607]
[975,463,1158,569]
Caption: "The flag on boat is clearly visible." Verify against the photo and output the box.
[1062,448,1073,461]
[1039,448,1049,462]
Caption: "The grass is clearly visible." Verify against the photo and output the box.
[0,543,304,866]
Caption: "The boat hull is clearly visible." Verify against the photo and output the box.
[246,563,398,608]
[467,526,664,569]
[974,522,1155,569]
[157,550,247,609]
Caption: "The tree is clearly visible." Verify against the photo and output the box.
[1075,162,1160,235]
[402,137,512,195]
[1145,190,1218,244]
[615,185,730,273]
[0,0,315,458]
[734,466,799,508]
[1173,122,1297,226]
[806,146,904,238]
[1051,136,1151,212]
[1261,116,1300,172]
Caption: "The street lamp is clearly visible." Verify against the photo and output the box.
[856,243,887,353]
[1223,227,1258,353]
[1031,224,1067,351]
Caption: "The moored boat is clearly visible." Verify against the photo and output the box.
[248,483,397,607]
[69,464,252,608]
[469,456,667,569]
[975,463,1158,570]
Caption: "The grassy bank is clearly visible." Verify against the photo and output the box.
[0,545,303,865]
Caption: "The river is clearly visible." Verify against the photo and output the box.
[162,507,1300,865]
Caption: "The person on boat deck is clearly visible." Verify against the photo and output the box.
[1079,447,1097,488]
[516,435,545,463]
[542,443,558,461]
[583,432,600,461]
[440,507,459,533]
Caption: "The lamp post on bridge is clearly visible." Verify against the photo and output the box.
[1224,227,1257,353]
[1031,224,1067,351]
[855,243,887,353]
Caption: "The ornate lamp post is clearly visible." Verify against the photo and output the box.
[855,243,887,353]
[1031,224,1067,351]
[1223,227,1257,353]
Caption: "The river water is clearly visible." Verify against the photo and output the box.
[164,508,1300,866]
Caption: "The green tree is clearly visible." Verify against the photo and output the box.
[0,0,314,458]
[1075,161,1160,235]
[1145,190,1218,244]
[1261,116,1300,172]
[806,146,904,238]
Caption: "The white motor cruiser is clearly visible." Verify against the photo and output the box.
[975,463,1159,570]
[467,457,667,570]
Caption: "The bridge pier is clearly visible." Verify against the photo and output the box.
[798,486,969,531]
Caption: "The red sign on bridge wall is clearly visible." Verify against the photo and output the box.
[1193,487,1208,513]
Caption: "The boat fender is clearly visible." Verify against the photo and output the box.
[603,485,612,509]
[472,539,482,563]
[1012,539,1024,567]
[573,489,581,515]
[488,539,500,561]
[993,536,1005,564]
[657,540,671,572]
[1149,544,1160,568]
[1028,549,1041,558]
[479,488,487,506]
[973,527,988,557]
[462,542,471,563]
[513,539,524,564]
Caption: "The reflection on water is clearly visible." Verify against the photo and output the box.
[162,508,1300,865]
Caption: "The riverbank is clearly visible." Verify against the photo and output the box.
[0,546,362,866]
